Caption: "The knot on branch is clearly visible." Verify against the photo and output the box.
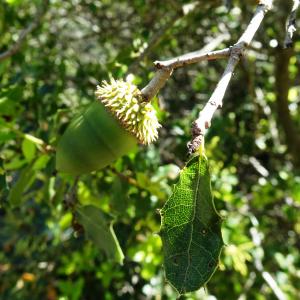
[154,61,164,69]
[230,42,246,60]
[187,121,205,154]
[191,121,202,136]
[187,135,204,154]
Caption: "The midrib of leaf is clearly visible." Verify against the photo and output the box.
[182,155,202,291]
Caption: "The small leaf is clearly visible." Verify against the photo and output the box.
[0,85,22,116]
[4,157,27,170]
[110,177,128,214]
[22,138,36,162]
[32,154,50,170]
[0,158,9,202]
[76,205,124,264]
[160,154,224,294]
[24,133,45,147]
[0,129,16,144]
[8,164,36,206]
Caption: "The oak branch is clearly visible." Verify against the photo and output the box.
[140,0,274,153]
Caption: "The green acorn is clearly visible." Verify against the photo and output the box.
[56,78,161,175]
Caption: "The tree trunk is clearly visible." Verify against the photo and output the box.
[275,47,300,168]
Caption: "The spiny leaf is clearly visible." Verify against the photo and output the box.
[76,205,124,265]
[160,154,224,294]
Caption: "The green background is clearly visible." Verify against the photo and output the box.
[0,0,299,299]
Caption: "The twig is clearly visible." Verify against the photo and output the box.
[141,34,230,101]
[248,215,287,300]
[187,0,273,153]
[154,47,230,70]
[0,0,49,62]
[237,272,256,300]
[284,0,300,48]
[141,68,173,101]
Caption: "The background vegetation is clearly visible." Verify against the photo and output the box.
[0,0,299,299]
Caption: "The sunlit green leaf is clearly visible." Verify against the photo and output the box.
[22,138,36,162]
[160,154,224,294]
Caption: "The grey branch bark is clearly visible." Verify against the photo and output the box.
[249,215,287,300]
[0,0,49,62]
[141,68,173,101]
[188,0,273,153]
[154,47,230,70]
[138,0,273,152]
[141,34,230,101]
[284,0,300,47]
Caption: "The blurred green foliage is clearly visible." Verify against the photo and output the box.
[0,0,300,299]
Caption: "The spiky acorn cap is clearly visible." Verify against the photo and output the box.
[95,78,161,145]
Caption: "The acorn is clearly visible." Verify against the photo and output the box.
[56,78,161,175]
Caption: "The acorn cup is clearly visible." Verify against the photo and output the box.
[56,79,161,175]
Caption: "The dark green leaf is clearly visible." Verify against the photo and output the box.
[160,154,224,294]
[110,177,128,214]
[8,163,36,206]
[76,205,124,264]
[0,158,9,202]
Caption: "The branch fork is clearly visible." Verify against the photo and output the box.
[140,1,273,154]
